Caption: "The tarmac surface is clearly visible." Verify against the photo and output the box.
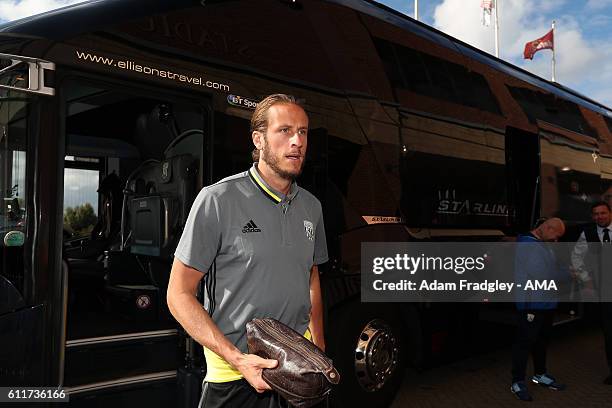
[391,322,612,408]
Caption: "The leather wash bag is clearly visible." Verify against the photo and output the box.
[246,318,340,408]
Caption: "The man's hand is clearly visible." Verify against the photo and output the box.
[232,353,278,393]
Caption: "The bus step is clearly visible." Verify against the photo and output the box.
[64,330,179,387]
[65,371,177,408]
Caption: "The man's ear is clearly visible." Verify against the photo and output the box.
[252,131,263,150]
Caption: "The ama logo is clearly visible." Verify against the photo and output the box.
[524,280,558,291]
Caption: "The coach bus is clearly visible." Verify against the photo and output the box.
[1,0,611,406]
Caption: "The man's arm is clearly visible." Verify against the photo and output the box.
[167,258,277,392]
[308,264,325,352]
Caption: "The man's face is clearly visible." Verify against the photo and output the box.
[539,219,565,242]
[592,204,612,227]
[257,103,308,180]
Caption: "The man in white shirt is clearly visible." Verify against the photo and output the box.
[571,201,612,384]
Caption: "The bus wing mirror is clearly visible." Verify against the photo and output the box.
[0,53,55,96]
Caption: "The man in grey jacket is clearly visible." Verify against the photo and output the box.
[167,94,328,408]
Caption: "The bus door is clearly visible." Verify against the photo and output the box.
[538,125,601,322]
[0,90,41,385]
[0,54,55,387]
[60,77,208,406]
[505,126,541,233]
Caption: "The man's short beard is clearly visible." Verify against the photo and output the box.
[261,140,303,180]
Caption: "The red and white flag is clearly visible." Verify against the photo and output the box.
[523,29,554,60]
[481,0,494,26]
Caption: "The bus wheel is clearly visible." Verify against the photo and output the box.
[328,301,406,407]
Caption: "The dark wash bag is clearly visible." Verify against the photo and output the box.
[246,318,340,408]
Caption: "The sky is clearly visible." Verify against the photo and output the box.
[0,0,610,107]
[379,0,612,107]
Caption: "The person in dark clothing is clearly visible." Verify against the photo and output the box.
[571,201,612,385]
[511,218,567,401]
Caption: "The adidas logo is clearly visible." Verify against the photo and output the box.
[242,220,261,233]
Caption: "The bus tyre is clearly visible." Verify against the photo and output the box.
[327,301,406,408]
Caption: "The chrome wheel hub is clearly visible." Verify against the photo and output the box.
[354,319,399,392]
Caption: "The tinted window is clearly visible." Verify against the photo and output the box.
[420,53,457,103]
[604,114,612,134]
[0,95,30,297]
[508,86,597,138]
[392,43,431,96]
[464,72,500,113]
[400,151,509,228]
[374,39,404,89]
[373,38,501,114]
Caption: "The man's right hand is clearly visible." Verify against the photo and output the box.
[233,353,278,393]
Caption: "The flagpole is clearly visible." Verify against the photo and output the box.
[415,0,419,20]
[494,0,500,58]
[551,20,556,82]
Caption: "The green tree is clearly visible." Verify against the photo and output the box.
[64,203,97,237]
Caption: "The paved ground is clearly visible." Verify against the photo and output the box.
[391,324,612,408]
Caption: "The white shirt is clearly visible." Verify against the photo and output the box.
[571,223,612,282]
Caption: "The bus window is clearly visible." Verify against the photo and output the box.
[508,86,598,139]
[373,37,501,115]
[399,114,509,229]
[63,157,100,239]
[0,93,29,298]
